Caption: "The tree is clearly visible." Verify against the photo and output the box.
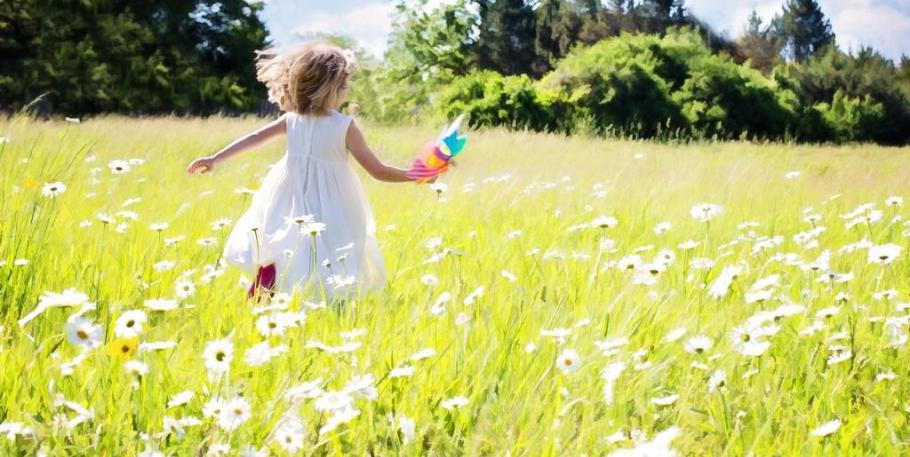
[0,0,269,115]
[474,0,536,75]
[777,45,910,144]
[639,0,685,33]
[735,10,782,73]
[606,0,627,34]
[577,0,612,44]
[779,0,834,62]
[899,55,910,85]
[532,0,581,76]
[376,0,480,121]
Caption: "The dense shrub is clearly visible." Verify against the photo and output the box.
[779,47,910,145]
[671,53,798,139]
[538,32,687,137]
[431,28,909,144]
[436,71,554,131]
[444,28,799,140]
[814,90,886,142]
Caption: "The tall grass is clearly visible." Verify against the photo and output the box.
[1,115,909,455]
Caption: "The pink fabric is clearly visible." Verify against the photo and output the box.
[247,263,276,300]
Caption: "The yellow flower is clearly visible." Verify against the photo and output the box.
[22,176,40,189]
[107,337,139,360]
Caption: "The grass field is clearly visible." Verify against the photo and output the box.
[2,115,910,455]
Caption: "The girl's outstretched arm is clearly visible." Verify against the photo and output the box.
[186,114,287,174]
[346,120,422,183]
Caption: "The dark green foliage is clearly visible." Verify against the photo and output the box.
[814,90,885,142]
[439,27,909,144]
[539,28,800,139]
[532,0,581,76]
[539,32,688,137]
[899,56,910,85]
[637,0,687,34]
[4,0,906,146]
[353,1,910,145]
[466,0,733,78]
[0,0,268,115]
[474,0,537,76]
[576,0,612,44]
[777,46,910,144]
[437,71,554,131]
[671,51,797,139]
[778,0,835,62]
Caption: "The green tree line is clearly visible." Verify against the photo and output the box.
[2,0,908,144]
[0,0,269,115]
[361,0,910,145]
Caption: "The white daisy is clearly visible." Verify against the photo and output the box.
[390,414,416,445]
[64,316,102,348]
[175,280,195,299]
[302,221,327,236]
[683,335,713,354]
[429,182,448,194]
[441,395,469,410]
[114,310,148,338]
[691,203,723,222]
[108,160,131,174]
[811,419,841,437]
[591,215,618,229]
[319,406,361,434]
[410,348,436,361]
[389,365,415,378]
[256,313,289,337]
[868,243,902,265]
[124,360,149,377]
[203,397,227,419]
[272,415,306,453]
[144,298,178,312]
[243,341,288,367]
[343,374,378,400]
[42,182,67,198]
[556,349,580,374]
[217,397,250,432]
[708,369,726,393]
[653,221,672,234]
[167,391,194,408]
[651,393,679,406]
[314,391,354,413]
[203,338,233,377]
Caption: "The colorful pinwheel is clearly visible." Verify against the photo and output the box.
[406,115,467,183]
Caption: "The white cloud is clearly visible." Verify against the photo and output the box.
[685,0,780,36]
[289,2,396,56]
[686,0,909,60]
[828,2,910,59]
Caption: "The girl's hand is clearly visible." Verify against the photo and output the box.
[187,156,217,174]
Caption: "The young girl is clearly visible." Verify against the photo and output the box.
[186,42,427,300]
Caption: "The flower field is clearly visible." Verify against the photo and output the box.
[2,116,910,455]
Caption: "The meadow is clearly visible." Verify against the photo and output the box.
[1,115,910,456]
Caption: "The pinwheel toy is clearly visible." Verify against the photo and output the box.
[406,114,467,183]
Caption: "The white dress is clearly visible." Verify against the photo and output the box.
[223,110,386,298]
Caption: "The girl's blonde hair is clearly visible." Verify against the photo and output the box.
[255,42,357,115]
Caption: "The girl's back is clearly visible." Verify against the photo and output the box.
[221,108,385,297]
[286,110,351,164]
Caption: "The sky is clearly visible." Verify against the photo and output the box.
[261,0,910,61]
